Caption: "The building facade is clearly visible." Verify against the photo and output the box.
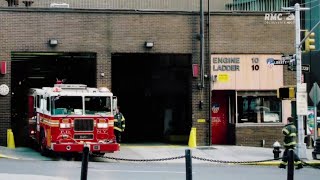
[0,1,295,147]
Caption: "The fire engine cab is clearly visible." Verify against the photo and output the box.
[27,83,120,156]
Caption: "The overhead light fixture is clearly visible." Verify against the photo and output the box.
[48,39,58,47]
[145,41,154,48]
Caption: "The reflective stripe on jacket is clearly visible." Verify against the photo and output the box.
[282,123,297,147]
[114,112,125,132]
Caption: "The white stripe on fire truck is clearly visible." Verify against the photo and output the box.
[42,119,60,127]
[28,119,36,123]
[108,120,114,126]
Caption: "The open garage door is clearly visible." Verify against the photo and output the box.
[112,53,192,144]
[11,52,96,146]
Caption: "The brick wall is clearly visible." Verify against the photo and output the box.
[0,9,294,146]
[0,10,201,146]
[283,66,296,86]
[211,14,295,147]
[236,125,284,147]
[211,14,295,54]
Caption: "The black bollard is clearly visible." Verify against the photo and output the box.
[185,149,192,180]
[81,147,89,180]
[287,149,294,180]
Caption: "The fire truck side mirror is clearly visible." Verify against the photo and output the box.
[112,96,118,114]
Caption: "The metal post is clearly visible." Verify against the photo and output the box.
[294,3,308,159]
[81,147,89,180]
[287,150,294,180]
[185,149,192,180]
[314,82,318,146]
[207,0,212,145]
[283,3,309,159]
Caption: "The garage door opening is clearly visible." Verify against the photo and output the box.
[112,53,192,144]
[11,52,96,146]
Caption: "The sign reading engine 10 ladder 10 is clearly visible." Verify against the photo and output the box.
[211,54,283,90]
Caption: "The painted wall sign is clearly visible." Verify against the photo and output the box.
[213,65,239,71]
[212,57,240,71]
[211,54,283,90]
[217,73,229,83]
[197,119,206,123]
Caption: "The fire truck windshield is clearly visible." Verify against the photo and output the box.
[84,96,111,115]
[51,96,83,115]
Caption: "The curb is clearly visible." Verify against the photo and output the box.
[241,160,320,166]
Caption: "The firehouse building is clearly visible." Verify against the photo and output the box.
[0,3,295,147]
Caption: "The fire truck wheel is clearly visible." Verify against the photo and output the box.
[40,130,49,156]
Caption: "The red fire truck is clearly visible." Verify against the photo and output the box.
[27,83,120,156]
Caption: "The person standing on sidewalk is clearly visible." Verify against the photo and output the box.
[279,116,303,169]
[114,106,125,143]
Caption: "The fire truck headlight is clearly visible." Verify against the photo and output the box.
[60,123,71,128]
[97,123,108,128]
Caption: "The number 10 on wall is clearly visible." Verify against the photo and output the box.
[252,65,259,71]
[251,58,260,71]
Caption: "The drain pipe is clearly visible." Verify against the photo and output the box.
[200,0,205,89]
[207,0,211,145]
[207,0,211,69]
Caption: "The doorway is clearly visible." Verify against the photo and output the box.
[211,90,236,145]
[11,52,96,146]
[112,53,192,144]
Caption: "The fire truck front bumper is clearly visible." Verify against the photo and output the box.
[52,143,120,153]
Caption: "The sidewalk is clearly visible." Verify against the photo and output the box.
[1,144,320,166]
[0,146,51,161]
[103,144,320,166]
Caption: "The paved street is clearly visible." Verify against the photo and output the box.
[0,158,319,180]
[1,144,319,164]
[0,144,320,179]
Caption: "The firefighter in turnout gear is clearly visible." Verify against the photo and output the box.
[279,117,303,169]
[114,106,125,143]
